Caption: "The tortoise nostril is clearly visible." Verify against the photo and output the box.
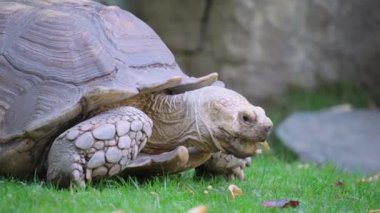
[263,119,273,133]
[264,125,272,132]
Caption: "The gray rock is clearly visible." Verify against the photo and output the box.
[116,120,131,136]
[74,132,95,150]
[276,109,380,174]
[130,120,143,132]
[118,136,131,149]
[127,0,380,102]
[87,151,105,169]
[92,124,116,140]
[106,147,123,163]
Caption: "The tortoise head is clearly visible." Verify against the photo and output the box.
[195,86,272,158]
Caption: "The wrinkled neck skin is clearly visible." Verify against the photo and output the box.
[125,90,218,154]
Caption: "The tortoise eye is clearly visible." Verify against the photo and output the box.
[238,112,255,125]
[242,115,251,122]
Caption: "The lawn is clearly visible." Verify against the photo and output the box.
[1,156,379,212]
[1,83,379,213]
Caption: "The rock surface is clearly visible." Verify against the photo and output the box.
[99,0,380,103]
[276,108,380,174]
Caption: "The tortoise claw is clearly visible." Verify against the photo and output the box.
[195,152,250,180]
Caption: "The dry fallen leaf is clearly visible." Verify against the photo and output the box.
[150,191,160,208]
[358,173,380,183]
[335,180,345,188]
[297,163,310,169]
[369,210,380,213]
[262,199,300,208]
[254,141,270,155]
[228,184,243,199]
[111,210,126,213]
[255,148,263,155]
[260,141,271,152]
[187,205,207,213]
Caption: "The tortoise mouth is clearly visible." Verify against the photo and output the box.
[217,127,267,158]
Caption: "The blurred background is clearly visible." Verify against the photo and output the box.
[96,0,380,174]
[98,0,379,105]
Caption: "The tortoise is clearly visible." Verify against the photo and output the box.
[0,0,272,187]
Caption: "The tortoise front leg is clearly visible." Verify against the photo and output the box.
[121,146,189,176]
[195,141,269,180]
[122,147,211,177]
[47,106,152,187]
[195,152,252,180]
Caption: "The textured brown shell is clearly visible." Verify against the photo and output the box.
[0,0,217,142]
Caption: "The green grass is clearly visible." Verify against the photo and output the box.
[1,83,378,213]
[1,156,379,212]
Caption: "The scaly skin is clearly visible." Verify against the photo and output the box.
[121,86,273,177]
[47,107,153,187]
[47,86,272,186]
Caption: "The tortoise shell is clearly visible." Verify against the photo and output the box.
[0,0,218,176]
[0,0,217,142]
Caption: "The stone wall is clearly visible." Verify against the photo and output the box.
[99,0,380,103]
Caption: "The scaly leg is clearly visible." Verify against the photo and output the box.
[122,146,211,177]
[47,106,152,187]
[195,152,252,180]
